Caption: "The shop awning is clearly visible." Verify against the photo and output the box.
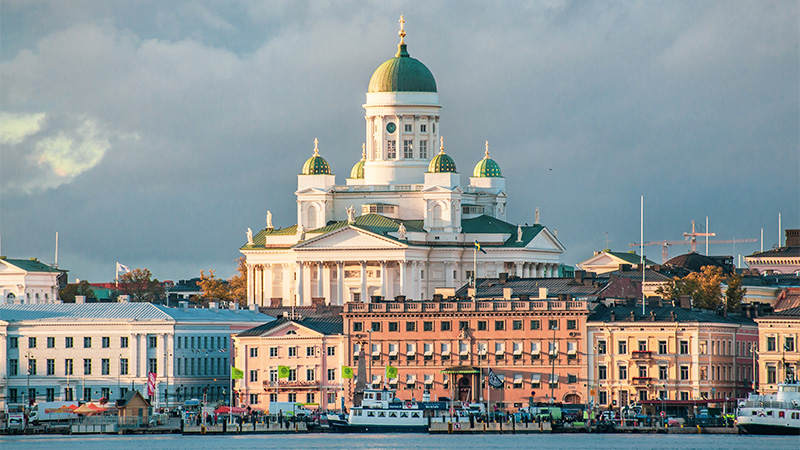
[440,366,480,374]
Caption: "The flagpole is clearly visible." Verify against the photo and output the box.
[229,365,233,424]
[115,262,118,289]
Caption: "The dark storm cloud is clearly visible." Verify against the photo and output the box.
[1,1,797,281]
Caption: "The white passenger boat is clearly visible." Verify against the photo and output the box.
[736,380,800,435]
[329,388,484,433]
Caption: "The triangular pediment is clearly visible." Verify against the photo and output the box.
[295,186,332,195]
[420,185,463,193]
[525,228,566,252]
[579,253,623,268]
[293,226,406,250]
[260,321,324,338]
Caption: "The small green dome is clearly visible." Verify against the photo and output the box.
[473,144,502,177]
[368,43,437,93]
[350,145,366,179]
[301,138,331,175]
[428,150,457,173]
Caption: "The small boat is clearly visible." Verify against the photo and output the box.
[329,388,484,433]
[736,379,800,435]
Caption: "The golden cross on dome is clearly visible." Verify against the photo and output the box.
[439,135,445,154]
[313,138,319,155]
[485,140,490,158]
[398,15,406,44]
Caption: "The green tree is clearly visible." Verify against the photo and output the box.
[228,257,247,306]
[59,280,95,303]
[724,273,746,312]
[655,265,745,312]
[118,268,165,303]
[199,257,248,307]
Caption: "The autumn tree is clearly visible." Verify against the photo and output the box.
[199,257,248,307]
[655,265,746,312]
[59,280,95,302]
[118,268,166,303]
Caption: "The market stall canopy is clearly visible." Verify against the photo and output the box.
[214,406,248,414]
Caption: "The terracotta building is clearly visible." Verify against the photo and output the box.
[754,306,800,393]
[587,304,757,414]
[341,295,593,410]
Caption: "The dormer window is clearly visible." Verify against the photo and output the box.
[361,203,398,217]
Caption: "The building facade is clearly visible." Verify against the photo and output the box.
[587,305,757,413]
[745,229,800,275]
[232,316,345,411]
[0,302,269,410]
[1,258,66,304]
[240,20,564,308]
[341,296,593,410]
[754,307,800,393]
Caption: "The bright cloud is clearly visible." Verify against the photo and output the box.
[0,112,45,145]
[32,117,109,178]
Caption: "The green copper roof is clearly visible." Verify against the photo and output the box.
[301,139,331,175]
[473,156,502,177]
[350,147,366,179]
[368,44,437,93]
[427,150,457,173]
[1,258,62,273]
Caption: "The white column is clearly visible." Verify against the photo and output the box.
[444,261,453,287]
[360,261,368,302]
[323,264,332,305]
[337,262,345,305]
[453,262,460,288]
[515,262,523,278]
[380,261,387,299]
[282,264,292,305]
[399,260,407,297]
[263,264,272,306]
[419,261,428,299]
[316,262,324,298]
[246,264,254,305]
[296,262,304,307]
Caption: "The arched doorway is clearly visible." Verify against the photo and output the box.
[457,376,472,402]
[563,393,581,404]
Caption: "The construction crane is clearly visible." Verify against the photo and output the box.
[630,221,757,262]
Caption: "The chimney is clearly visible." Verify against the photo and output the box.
[679,295,692,309]
[574,270,585,283]
[786,229,800,247]
[270,298,281,307]
[249,304,258,314]
[118,295,130,303]
[230,302,238,312]
[503,288,513,300]
[620,264,632,271]
[209,301,217,310]
[538,287,548,299]
[609,311,616,322]
[395,295,406,303]
[499,273,508,284]
[179,301,189,312]
[649,310,656,321]
[519,294,530,301]
[75,295,85,304]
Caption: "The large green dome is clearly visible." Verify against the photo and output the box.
[368,44,437,93]
[473,145,503,177]
[301,139,331,175]
[428,150,457,173]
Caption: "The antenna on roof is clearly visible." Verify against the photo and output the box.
[54,231,59,268]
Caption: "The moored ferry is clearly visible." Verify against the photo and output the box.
[736,380,800,435]
[328,388,484,433]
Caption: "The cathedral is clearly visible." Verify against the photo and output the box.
[241,19,564,307]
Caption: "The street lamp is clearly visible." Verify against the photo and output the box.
[25,351,33,409]
[118,354,122,398]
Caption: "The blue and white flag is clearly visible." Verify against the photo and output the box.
[116,262,131,273]
[487,368,503,389]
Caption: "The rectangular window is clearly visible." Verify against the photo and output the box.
[598,391,608,405]
[148,336,157,348]
[406,321,416,332]
[680,391,689,401]
[306,369,315,381]
[306,393,315,404]
[306,346,315,357]
[250,348,258,358]
[120,337,128,348]
[658,340,667,354]
[423,321,434,331]
[767,365,777,383]
[618,366,627,380]
[568,374,577,384]
[371,322,381,332]
[403,140,413,158]
[441,321,451,331]
[269,393,278,403]
[65,337,73,348]
[566,320,577,330]
[494,320,505,331]
[679,340,689,354]
[680,365,689,380]
[598,365,607,380]
[618,341,627,354]
[29,337,37,348]
[28,359,37,375]
[270,347,278,357]
[597,340,607,355]
[327,368,336,381]
[327,346,336,356]
[9,359,18,376]
[638,340,647,351]
[420,124,427,133]
[46,388,55,402]
[249,393,258,404]
[83,388,91,402]
[250,370,258,382]
[353,322,363,332]
[477,321,487,331]
[102,359,110,375]
[767,336,777,352]
[65,359,73,376]
[10,337,18,348]
[83,359,91,375]
[388,322,398,332]
[531,320,540,330]
[549,320,558,330]
[288,347,297,357]
[786,337,796,352]
[288,369,297,382]
[47,359,55,375]
[387,140,396,158]
[102,337,110,348]
[418,140,427,159]
[148,358,157,374]
[287,393,297,402]
[638,366,647,377]
[270,370,278,382]
[659,366,668,380]
[84,337,91,348]
[47,337,55,348]
[459,321,469,331]
[120,358,128,375]
[404,124,412,132]
[512,320,523,330]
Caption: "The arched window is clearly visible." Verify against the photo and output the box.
[432,203,446,228]
[307,205,318,229]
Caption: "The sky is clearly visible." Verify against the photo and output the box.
[1,1,798,283]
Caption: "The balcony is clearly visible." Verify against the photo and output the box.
[631,351,652,360]
[631,377,653,385]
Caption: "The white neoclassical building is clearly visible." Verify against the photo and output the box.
[0,257,65,304]
[241,19,564,307]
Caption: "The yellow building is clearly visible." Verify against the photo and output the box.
[755,307,800,393]
[587,304,757,415]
